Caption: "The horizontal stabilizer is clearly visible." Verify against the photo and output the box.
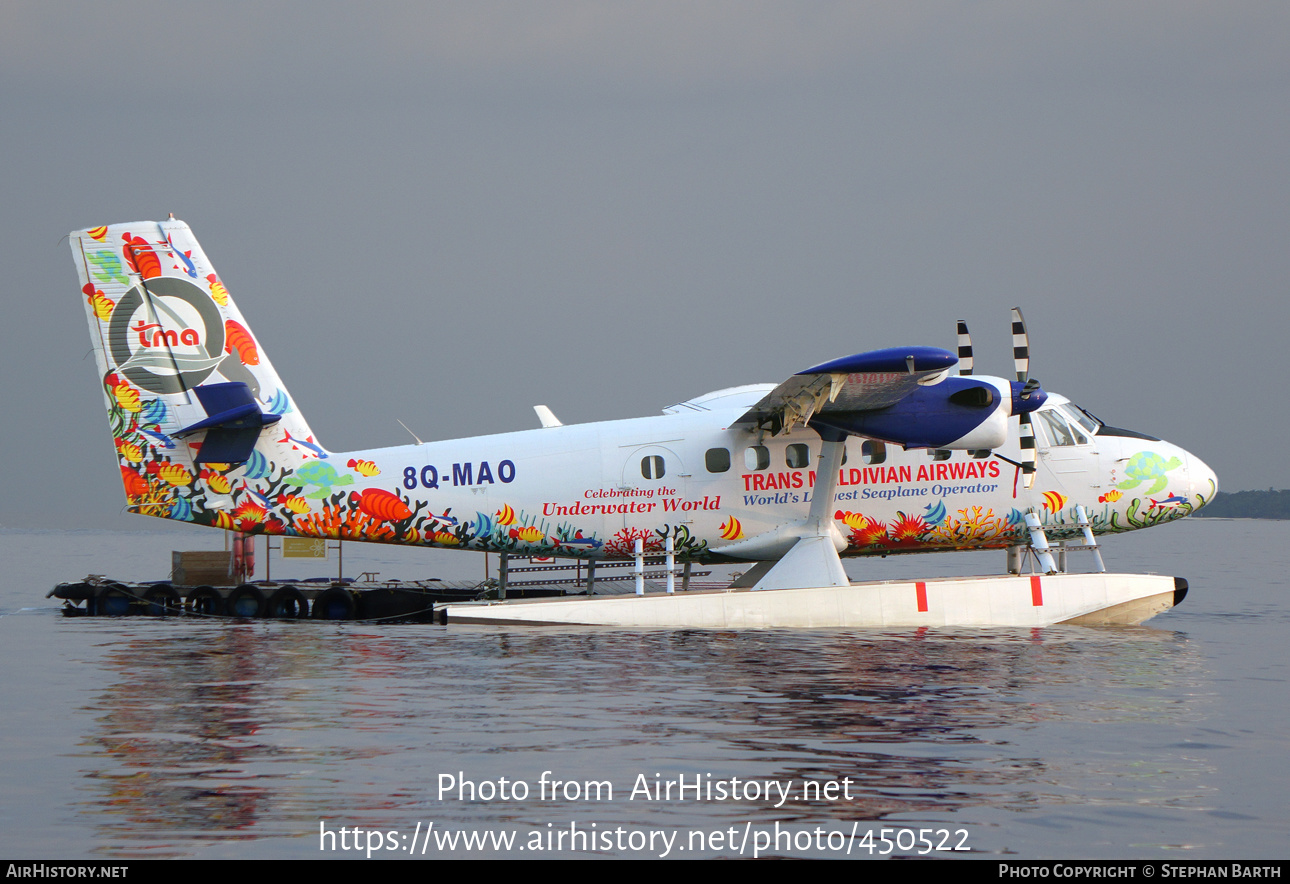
[176,382,281,465]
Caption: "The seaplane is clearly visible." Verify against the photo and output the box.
[69,218,1218,628]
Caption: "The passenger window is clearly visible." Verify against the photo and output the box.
[705,448,731,473]
[861,440,886,465]
[744,446,770,471]
[931,449,951,461]
[641,455,665,479]
[970,449,991,459]
[785,443,810,469]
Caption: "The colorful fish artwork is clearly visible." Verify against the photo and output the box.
[199,469,232,495]
[347,458,380,477]
[509,525,544,543]
[206,273,229,305]
[280,430,326,458]
[224,319,259,365]
[166,234,198,278]
[719,516,744,541]
[242,449,272,479]
[496,504,517,526]
[83,284,114,321]
[168,497,193,521]
[121,233,162,279]
[277,494,310,515]
[147,461,193,487]
[554,533,603,553]
[352,488,413,522]
[834,510,867,530]
[923,500,948,527]
[266,389,293,415]
[87,226,108,242]
[1099,489,1123,503]
[1042,491,1068,513]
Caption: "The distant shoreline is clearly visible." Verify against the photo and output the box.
[1193,490,1290,520]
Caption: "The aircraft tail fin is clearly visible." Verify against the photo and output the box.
[71,219,325,526]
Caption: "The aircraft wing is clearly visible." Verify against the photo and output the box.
[733,347,958,435]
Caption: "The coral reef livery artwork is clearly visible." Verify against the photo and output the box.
[71,220,1217,576]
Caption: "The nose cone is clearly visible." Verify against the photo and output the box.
[1185,451,1219,511]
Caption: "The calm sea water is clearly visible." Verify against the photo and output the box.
[0,518,1285,860]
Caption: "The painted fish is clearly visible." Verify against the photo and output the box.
[83,283,114,321]
[206,273,229,306]
[266,389,293,416]
[224,319,260,365]
[199,470,232,495]
[1098,489,1123,503]
[352,488,413,522]
[168,497,193,521]
[1147,494,1188,509]
[115,439,144,463]
[122,233,162,279]
[147,461,193,487]
[277,493,310,515]
[280,430,327,459]
[120,466,150,499]
[495,504,517,526]
[166,234,198,278]
[554,533,603,552]
[87,226,108,241]
[112,384,142,413]
[833,510,867,530]
[242,449,272,479]
[137,398,169,425]
[509,525,544,543]
[1042,491,1068,513]
[431,530,461,546]
[720,516,744,541]
[347,458,380,477]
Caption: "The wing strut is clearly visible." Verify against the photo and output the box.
[747,434,851,591]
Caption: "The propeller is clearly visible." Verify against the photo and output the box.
[955,310,1044,488]
[956,320,974,376]
[1011,307,1038,489]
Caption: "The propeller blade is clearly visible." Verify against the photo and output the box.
[1019,412,1037,488]
[956,320,974,376]
[1011,307,1029,382]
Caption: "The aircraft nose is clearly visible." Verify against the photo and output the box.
[1186,451,1219,510]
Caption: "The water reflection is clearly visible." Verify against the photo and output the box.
[75,621,1208,856]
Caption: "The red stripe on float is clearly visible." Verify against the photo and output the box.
[915,581,928,613]
[1030,574,1043,606]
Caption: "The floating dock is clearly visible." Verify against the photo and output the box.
[48,576,479,621]
[438,573,1188,628]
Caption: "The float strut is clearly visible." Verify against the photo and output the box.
[1075,504,1106,572]
[1024,511,1059,575]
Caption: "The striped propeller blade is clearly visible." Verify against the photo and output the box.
[1011,307,1029,382]
[1019,412,1037,488]
[956,320,974,376]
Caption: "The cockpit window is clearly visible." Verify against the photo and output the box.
[1035,409,1079,447]
[1061,403,1102,435]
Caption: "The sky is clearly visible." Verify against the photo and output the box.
[3,1,1287,529]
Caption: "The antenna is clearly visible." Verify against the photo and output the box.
[397,419,424,445]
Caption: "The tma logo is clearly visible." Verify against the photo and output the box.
[131,320,202,348]
[108,277,226,395]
